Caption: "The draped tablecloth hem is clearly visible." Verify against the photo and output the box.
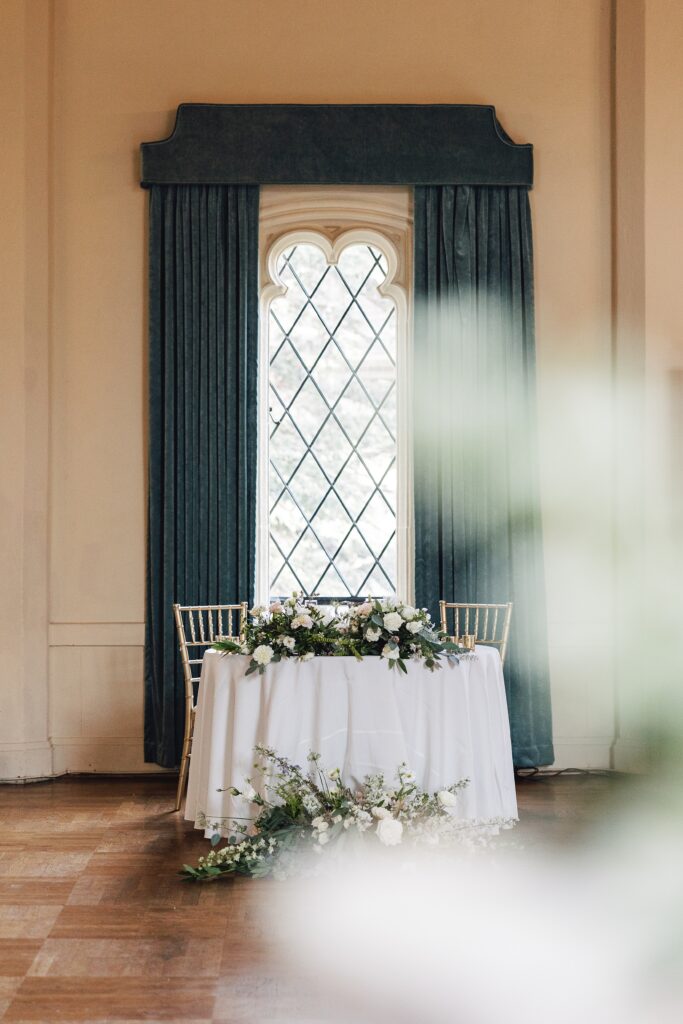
[185,650,518,830]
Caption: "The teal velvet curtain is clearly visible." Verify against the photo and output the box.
[413,185,553,767]
[144,184,259,768]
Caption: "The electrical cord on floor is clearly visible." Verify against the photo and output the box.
[515,766,615,779]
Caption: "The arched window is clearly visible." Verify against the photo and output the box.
[257,189,412,603]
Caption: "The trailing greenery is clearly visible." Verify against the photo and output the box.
[181,745,469,882]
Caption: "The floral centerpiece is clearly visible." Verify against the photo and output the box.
[212,593,465,674]
[213,595,339,675]
[181,745,470,882]
[336,598,463,673]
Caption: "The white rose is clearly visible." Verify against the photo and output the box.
[291,614,314,630]
[406,621,422,634]
[249,605,266,618]
[401,605,417,621]
[437,789,457,807]
[376,817,403,846]
[371,806,391,819]
[383,612,403,632]
[311,816,326,830]
[300,651,314,662]
[381,644,400,661]
[365,627,381,642]
[252,644,274,666]
[279,635,296,650]
[317,832,330,845]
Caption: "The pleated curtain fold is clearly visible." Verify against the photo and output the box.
[144,184,259,768]
[413,185,554,767]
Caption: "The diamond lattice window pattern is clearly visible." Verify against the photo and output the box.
[268,243,397,600]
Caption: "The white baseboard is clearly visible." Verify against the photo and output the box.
[0,740,54,782]
[549,738,615,771]
[0,737,173,782]
[612,737,648,773]
[50,737,173,775]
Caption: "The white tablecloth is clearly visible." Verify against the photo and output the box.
[185,649,517,832]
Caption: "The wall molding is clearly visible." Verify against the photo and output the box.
[49,622,145,646]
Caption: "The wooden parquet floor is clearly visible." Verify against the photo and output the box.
[0,773,619,1023]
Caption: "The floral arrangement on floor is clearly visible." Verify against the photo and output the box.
[181,746,470,882]
[212,594,464,675]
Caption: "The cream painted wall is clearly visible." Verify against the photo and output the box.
[4,0,676,777]
[0,0,51,779]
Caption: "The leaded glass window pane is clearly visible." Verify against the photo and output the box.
[268,243,397,599]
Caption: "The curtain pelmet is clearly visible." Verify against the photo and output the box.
[413,185,553,767]
[144,184,259,768]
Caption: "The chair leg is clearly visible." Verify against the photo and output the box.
[174,715,193,812]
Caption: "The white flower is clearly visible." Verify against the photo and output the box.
[311,817,328,831]
[291,614,314,630]
[252,644,274,666]
[365,627,381,642]
[383,611,403,632]
[437,789,457,807]
[243,786,257,802]
[250,605,266,618]
[376,817,404,846]
[400,605,417,621]
[406,620,422,634]
[400,770,416,783]
[356,602,373,617]
[278,635,296,650]
[317,832,330,845]
[300,651,314,662]
[371,806,391,819]
[381,644,400,661]
[333,814,342,824]
[328,767,340,780]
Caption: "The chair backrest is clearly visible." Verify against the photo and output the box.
[439,601,513,666]
[172,603,248,704]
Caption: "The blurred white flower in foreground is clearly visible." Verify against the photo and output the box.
[264,803,683,1024]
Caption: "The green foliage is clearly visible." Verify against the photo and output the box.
[180,745,469,883]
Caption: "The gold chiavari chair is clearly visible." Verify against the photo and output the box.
[172,602,248,811]
[439,600,513,667]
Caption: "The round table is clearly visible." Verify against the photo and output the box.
[185,649,517,834]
